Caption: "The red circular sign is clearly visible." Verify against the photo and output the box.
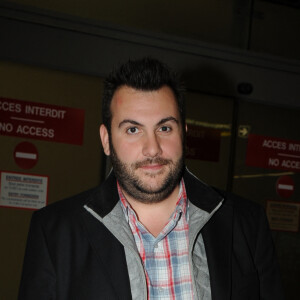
[14,142,38,169]
[276,175,294,198]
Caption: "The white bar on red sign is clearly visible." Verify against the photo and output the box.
[15,152,37,159]
[278,184,294,191]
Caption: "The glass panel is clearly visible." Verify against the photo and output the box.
[185,91,234,190]
[233,99,300,300]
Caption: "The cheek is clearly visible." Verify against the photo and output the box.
[112,138,141,162]
[161,137,183,157]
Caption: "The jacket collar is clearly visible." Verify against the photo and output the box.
[86,170,119,218]
[183,168,224,213]
[86,167,224,218]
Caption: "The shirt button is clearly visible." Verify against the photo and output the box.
[158,287,164,292]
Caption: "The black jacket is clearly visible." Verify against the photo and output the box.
[18,169,284,299]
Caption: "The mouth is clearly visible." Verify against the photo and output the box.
[134,158,170,172]
[140,164,164,171]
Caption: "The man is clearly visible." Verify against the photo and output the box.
[19,57,284,299]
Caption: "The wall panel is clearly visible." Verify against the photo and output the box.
[0,61,103,299]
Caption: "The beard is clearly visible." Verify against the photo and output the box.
[109,141,185,204]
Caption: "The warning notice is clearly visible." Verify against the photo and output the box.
[0,171,48,210]
[0,97,85,145]
[266,200,300,232]
[246,134,300,172]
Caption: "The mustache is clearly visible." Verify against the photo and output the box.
[134,157,172,168]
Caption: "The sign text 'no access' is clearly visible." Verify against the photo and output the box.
[0,97,85,145]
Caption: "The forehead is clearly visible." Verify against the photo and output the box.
[110,85,180,123]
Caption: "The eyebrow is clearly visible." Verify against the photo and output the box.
[118,119,142,128]
[157,117,179,126]
[118,116,179,128]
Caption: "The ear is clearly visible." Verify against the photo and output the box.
[99,124,110,156]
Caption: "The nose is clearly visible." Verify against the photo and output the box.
[142,132,162,158]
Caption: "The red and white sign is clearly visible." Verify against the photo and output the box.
[276,176,295,198]
[186,124,221,161]
[0,97,85,145]
[246,134,300,172]
[14,141,38,169]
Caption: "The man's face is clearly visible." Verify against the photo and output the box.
[100,85,185,204]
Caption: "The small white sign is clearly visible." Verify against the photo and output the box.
[266,200,300,232]
[0,171,48,210]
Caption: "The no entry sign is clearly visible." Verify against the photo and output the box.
[276,176,295,198]
[14,141,38,169]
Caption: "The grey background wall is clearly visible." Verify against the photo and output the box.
[1,0,300,299]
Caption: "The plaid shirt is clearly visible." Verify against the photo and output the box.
[118,180,194,300]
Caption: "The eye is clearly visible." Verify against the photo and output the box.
[126,127,140,134]
[159,126,171,132]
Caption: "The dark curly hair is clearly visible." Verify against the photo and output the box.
[102,57,186,133]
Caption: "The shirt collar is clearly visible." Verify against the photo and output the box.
[117,179,189,222]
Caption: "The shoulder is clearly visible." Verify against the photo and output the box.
[31,171,119,226]
[224,190,264,216]
[215,188,270,239]
[184,168,264,219]
[217,188,266,221]
[33,186,100,224]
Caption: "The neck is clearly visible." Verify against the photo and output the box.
[123,185,180,237]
